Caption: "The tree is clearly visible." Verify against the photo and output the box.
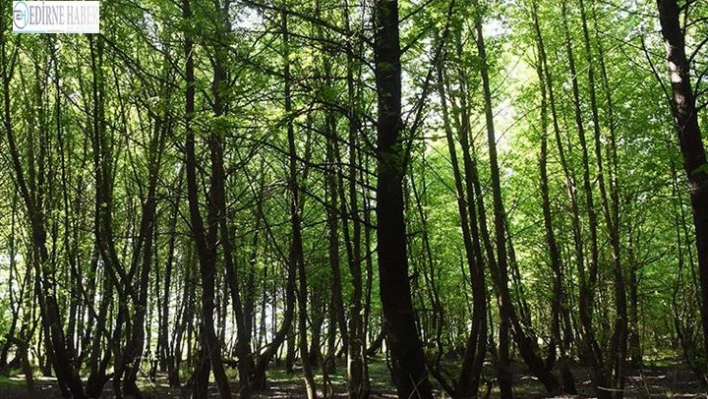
[657,0,708,384]
[373,0,433,397]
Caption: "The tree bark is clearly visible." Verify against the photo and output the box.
[657,0,708,384]
[373,0,433,397]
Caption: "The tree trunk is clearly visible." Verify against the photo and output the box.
[282,11,317,399]
[182,0,233,396]
[373,0,433,397]
[657,0,708,384]
[530,2,576,393]
[436,56,487,399]
[561,3,609,396]
[476,8,561,396]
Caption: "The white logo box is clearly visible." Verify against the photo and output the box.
[13,1,100,34]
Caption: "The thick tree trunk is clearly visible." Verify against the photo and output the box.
[657,0,708,384]
[373,0,433,397]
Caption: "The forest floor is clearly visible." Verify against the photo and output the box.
[0,358,705,399]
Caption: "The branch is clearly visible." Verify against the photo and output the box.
[641,36,674,112]
[425,356,456,397]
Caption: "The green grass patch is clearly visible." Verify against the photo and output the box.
[0,375,27,388]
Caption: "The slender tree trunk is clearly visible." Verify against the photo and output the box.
[627,229,642,368]
[317,0,349,363]
[562,0,602,322]
[182,0,233,396]
[476,8,561,395]
[160,173,182,373]
[281,11,317,399]
[1,194,21,375]
[560,4,610,396]
[530,2,576,393]
[473,18,515,399]
[577,1,628,395]
[436,55,487,399]
[208,3,253,396]
[342,4,369,391]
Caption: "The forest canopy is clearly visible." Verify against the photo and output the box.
[0,0,707,398]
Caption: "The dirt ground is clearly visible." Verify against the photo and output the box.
[0,361,705,399]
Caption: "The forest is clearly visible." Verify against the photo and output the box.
[0,0,707,398]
